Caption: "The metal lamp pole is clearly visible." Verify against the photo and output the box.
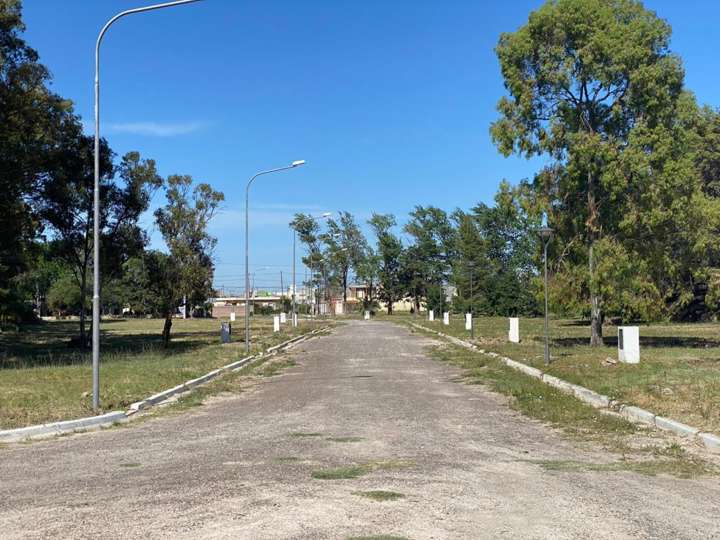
[92,0,201,410]
[245,161,306,352]
[539,226,553,365]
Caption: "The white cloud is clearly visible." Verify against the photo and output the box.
[105,121,206,137]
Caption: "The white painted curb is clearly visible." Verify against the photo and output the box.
[408,321,719,453]
[0,411,127,443]
[0,326,329,443]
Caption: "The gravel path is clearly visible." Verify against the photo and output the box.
[1,320,718,539]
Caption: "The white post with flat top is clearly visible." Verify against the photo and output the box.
[618,326,640,363]
[429,310,434,322]
[273,315,280,333]
[443,312,450,325]
[509,317,520,343]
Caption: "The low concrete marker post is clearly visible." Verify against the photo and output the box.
[280,312,287,324]
[292,313,298,327]
[273,315,280,332]
[364,310,370,320]
[465,313,472,331]
[230,311,236,322]
[618,326,640,363]
[443,312,450,325]
[429,310,434,322]
[509,317,520,343]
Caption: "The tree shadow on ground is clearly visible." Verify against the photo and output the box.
[0,321,221,369]
[549,336,720,349]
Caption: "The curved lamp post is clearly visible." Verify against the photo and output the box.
[539,226,553,365]
[245,160,306,352]
[92,0,202,411]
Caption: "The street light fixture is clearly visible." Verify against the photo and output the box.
[92,0,201,411]
[539,226,553,365]
[245,160,306,352]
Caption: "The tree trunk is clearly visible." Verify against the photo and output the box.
[587,171,604,346]
[162,314,173,347]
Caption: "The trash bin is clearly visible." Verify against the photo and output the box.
[220,322,232,343]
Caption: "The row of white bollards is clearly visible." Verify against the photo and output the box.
[427,311,640,363]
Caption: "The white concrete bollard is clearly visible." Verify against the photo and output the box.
[280,312,287,324]
[618,326,640,363]
[443,312,450,325]
[364,310,370,320]
[230,312,236,322]
[273,315,280,333]
[292,313,298,327]
[465,313,472,331]
[508,317,520,343]
[429,310,434,322]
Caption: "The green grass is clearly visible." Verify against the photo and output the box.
[290,432,324,438]
[327,436,364,443]
[352,490,405,501]
[398,315,720,434]
[312,465,369,480]
[256,358,297,377]
[0,317,325,429]
[426,340,716,478]
[312,460,413,480]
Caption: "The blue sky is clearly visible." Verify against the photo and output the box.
[22,0,720,293]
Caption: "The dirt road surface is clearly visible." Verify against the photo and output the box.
[1,321,718,539]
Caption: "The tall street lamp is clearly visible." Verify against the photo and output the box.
[92,0,201,411]
[293,212,331,326]
[539,226,553,365]
[245,160,306,352]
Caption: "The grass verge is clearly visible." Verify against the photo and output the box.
[427,341,717,478]
[398,315,720,434]
[0,317,325,429]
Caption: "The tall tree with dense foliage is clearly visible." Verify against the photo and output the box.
[402,206,455,313]
[0,0,78,322]
[491,0,684,344]
[38,139,161,346]
[291,214,326,313]
[154,175,223,345]
[321,211,369,305]
[368,213,404,314]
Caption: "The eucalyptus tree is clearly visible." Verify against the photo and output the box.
[491,0,684,344]
[368,213,404,314]
[320,211,369,305]
[154,175,223,345]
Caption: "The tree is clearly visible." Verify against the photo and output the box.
[38,139,161,346]
[154,175,223,345]
[291,213,328,314]
[491,0,684,344]
[403,206,455,313]
[0,0,78,322]
[321,212,369,305]
[368,213,404,314]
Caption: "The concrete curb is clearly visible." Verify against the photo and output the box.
[408,321,719,453]
[0,326,329,443]
[127,327,328,413]
[0,411,127,443]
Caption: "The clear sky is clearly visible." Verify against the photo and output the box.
[21,0,720,294]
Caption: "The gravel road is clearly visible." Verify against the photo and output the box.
[1,320,718,539]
